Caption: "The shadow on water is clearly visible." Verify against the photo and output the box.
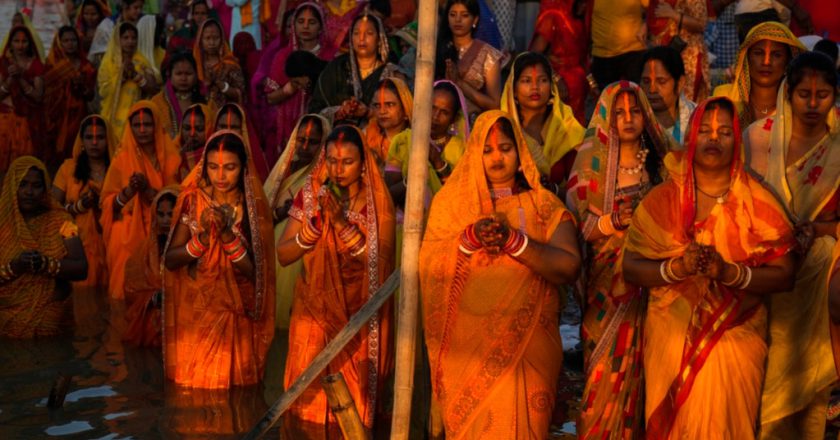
[0,287,286,439]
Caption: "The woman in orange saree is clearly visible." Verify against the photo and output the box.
[194,19,245,107]
[622,97,796,439]
[123,187,179,348]
[276,125,395,438]
[213,102,269,180]
[101,101,181,300]
[163,131,275,389]
[420,111,581,439]
[175,103,213,181]
[44,26,96,161]
[569,81,672,439]
[0,26,44,170]
[0,157,88,339]
[52,115,114,290]
[364,77,413,166]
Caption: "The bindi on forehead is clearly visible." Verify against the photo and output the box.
[710,107,720,139]
[764,40,772,64]
[648,60,657,84]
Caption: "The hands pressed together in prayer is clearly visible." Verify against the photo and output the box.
[199,204,236,245]
[335,96,368,121]
[670,242,730,282]
[319,188,348,230]
[460,215,529,258]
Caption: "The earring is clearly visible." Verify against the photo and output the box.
[472,23,477,29]
[448,123,457,135]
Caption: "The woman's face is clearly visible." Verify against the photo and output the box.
[372,87,407,132]
[748,39,790,89]
[431,89,457,137]
[294,8,321,44]
[640,59,680,114]
[294,119,323,163]
[60,30,79,56]
[448,3,477,38]
[694,105,736,172]
[17,168,46,215]
[514,63,551,110]
[201,23,222,55]
[790,71,836,128]
[326,141,363,188]
[170,60,197,92]
[482,123,519,188]
[120,29,138,54]
[130,110,156,146]
[82,4,101,27]
[11,31,30,57]
[614,91,645,144]
[82,122,108,159]
[180,111,206,147]
[156,198,174,235]
[215,110,243,133]
[206,149,243,193]
[192,4,209,26]
[352,18,378,59]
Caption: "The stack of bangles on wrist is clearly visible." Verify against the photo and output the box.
[597,214,616,236]
[721,262,753,290]
[64,200,87,215]
[338,223,366,257]
[115,191,128,207]
[222,236,248,263]
[458,223,482,255]
[295,218,322,250]
[0,262,16,282]
[659,257,688,284]
[185,235,208,259]
[611,211,628,230]
[44,256,61,277]
[502,229,529,257]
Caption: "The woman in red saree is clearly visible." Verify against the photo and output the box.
[164,131,275,389]
[276,124,395,438]
[622,97,796,439]
[421,111,581,439]
[0,26,44,169]
[44,26,96,161]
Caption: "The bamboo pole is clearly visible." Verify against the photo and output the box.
[390,0,438,438]
[242,271,400,440]
[322,373,369,440]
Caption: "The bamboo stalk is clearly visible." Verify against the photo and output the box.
[322,373,369,440]
[390,0,439,438]
[242,271,400,440]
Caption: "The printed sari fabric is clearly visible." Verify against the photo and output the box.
[100,101,181,300]
[282,126,395,438]
[457,39,502,119]
[0,157,78,339]
[626,97,794,439]
[364,76,413,165]
[0,26,44,168]
[421,110,572,439]
[163,130,275,389]
[567,81,672,439]
[648,0,710,101]
[743,81,840,437]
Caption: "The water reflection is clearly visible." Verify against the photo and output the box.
[0,288,283,438]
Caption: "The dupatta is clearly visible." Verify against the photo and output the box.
[192,19,240,84]
[213,102,269,180]
[264,114,331,210]
[365,76,413,164]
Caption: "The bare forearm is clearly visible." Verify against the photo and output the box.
[514,240,580,285]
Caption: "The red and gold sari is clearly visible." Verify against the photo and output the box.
[626,97,795,439]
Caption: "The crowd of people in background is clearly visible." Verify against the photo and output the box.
[1,0,840,438]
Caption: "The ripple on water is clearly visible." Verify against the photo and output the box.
[44,420,94,436]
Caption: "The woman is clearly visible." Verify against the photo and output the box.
[137,14,166,78]
[365,77,413,165]
[622,97,795,438]
[437,0,503,120]
[52,116,113,290]
[501,52,584,183]
[276,125,395,437]
[744,52,840,439]
[567,81,671,438]
[0,157,88,339]
[308,13,400,121]
[648,0,709,101]
[213,102,270,180]
[123,187,178,348]
[0,26,44,168]
[264,114,330,329]
[193,19,245,107]
[150,52,205,140]
[167,0,212,54]
[321,0,368,52]
[176,103,213,180]
[101,102,181,300]
[98,22,159,148]
[75,0,109,55]
[421,111,580,438]
[713,21,805,127]
[640,46,697,144]
[44,26,97,160]
[262,2,338,162]
[164,131,275,389]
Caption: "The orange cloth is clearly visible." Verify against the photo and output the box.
[123,187,180,348]
[624,97,794,439]
[173,103,214,181]
[282,126,396,437]
[193,19,244,107]
[0,157,77,338]
[364,77,413,165]
[0,26,43,168]
[421,110,573,439]
[52,115,115,289]
[163,130,275,389]
[100,101,181,300]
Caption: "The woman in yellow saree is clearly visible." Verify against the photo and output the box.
[264,114,330,329]
[421,111,581,439]
[622,97,796,439]
[743,52,840,440]
[276,124,395,438]
[569,81,672,439]
[0,157,88,339]
[364,77,413,166]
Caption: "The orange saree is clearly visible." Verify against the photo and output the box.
[163,130,275,389]
[100,101,180,300]
[625,98,795,439]
[282,126,395,438]
[364,77,413,165]
[421,111,572,439]
[193,19,245,107]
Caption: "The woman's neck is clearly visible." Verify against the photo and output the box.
[214,187,242,205]
[204,52,220,64]
[791,116,829,142]
[694,166,731,193]
[749,83,778,114]
[489,179,515,191]
[619,139,642,153]
[356,55,378,70]
[140,142,156,157]
[298,38,318,51]
[89,157,107,170]
[453,35,473,50]
[385,122,407,139]
[519,106,547,136]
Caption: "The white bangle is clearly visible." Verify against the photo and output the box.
[231,250,248,263]
[295,232,314,250]
[350,244,366,257]
[510,235,529,257]
[660,260,673,284]
[739,266,753,290]
[221,81,230,93]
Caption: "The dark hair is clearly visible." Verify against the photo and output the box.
[786,51,839,95]
[202,133,249,189]
[9,28,35,58]
[182,105,206,125]
[640,46,685,86]
[81,0,105,16]
[57,25,78,41]
[436,0,480,78]
[513,52,552,84]
[433,81,461,120]
[215,104,243,128]
[157,192,177,208]
[372,78,401,105]
[164,51,206,103]
[488,117,533,190]
[118,22,138,37]
[294,4,323,28]
[615,89,665,185]
[192,0,209,12]
[325,125,366,163]
[814,39,839,63]
[74,117,111,183]
[130,107,154,124]
[299,114,324,134]
[154,14,167,48]
[350,13,384,59]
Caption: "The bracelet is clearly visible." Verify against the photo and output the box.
[502,229,528,256]
[721,262,743,287]
[597,214,616,236]
[0,84,8,94]
[230,248,248,262]
[74,199,86,214]
[221,82,230,93]
[434,161,449,174]
[459,223,482,255]
[137,76,148,88]
[510,235,529,257]
[665,257,687,282]
[660,260,674,284]
[611,210,628,231]
[46,257,61,277]
[221,236,243,254]
[185,235,207,259]
[298,217,322,247]
[350,244,366,257]
[739,265,753,290]
[64,202,75,215]
[0,262,17,282]
[115,191,127,207]
[295,232,314,250]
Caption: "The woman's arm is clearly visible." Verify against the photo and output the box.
[513,219,581,285]
[57,236,88,281]
[456,62,501,112]
[276,216,307,266]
